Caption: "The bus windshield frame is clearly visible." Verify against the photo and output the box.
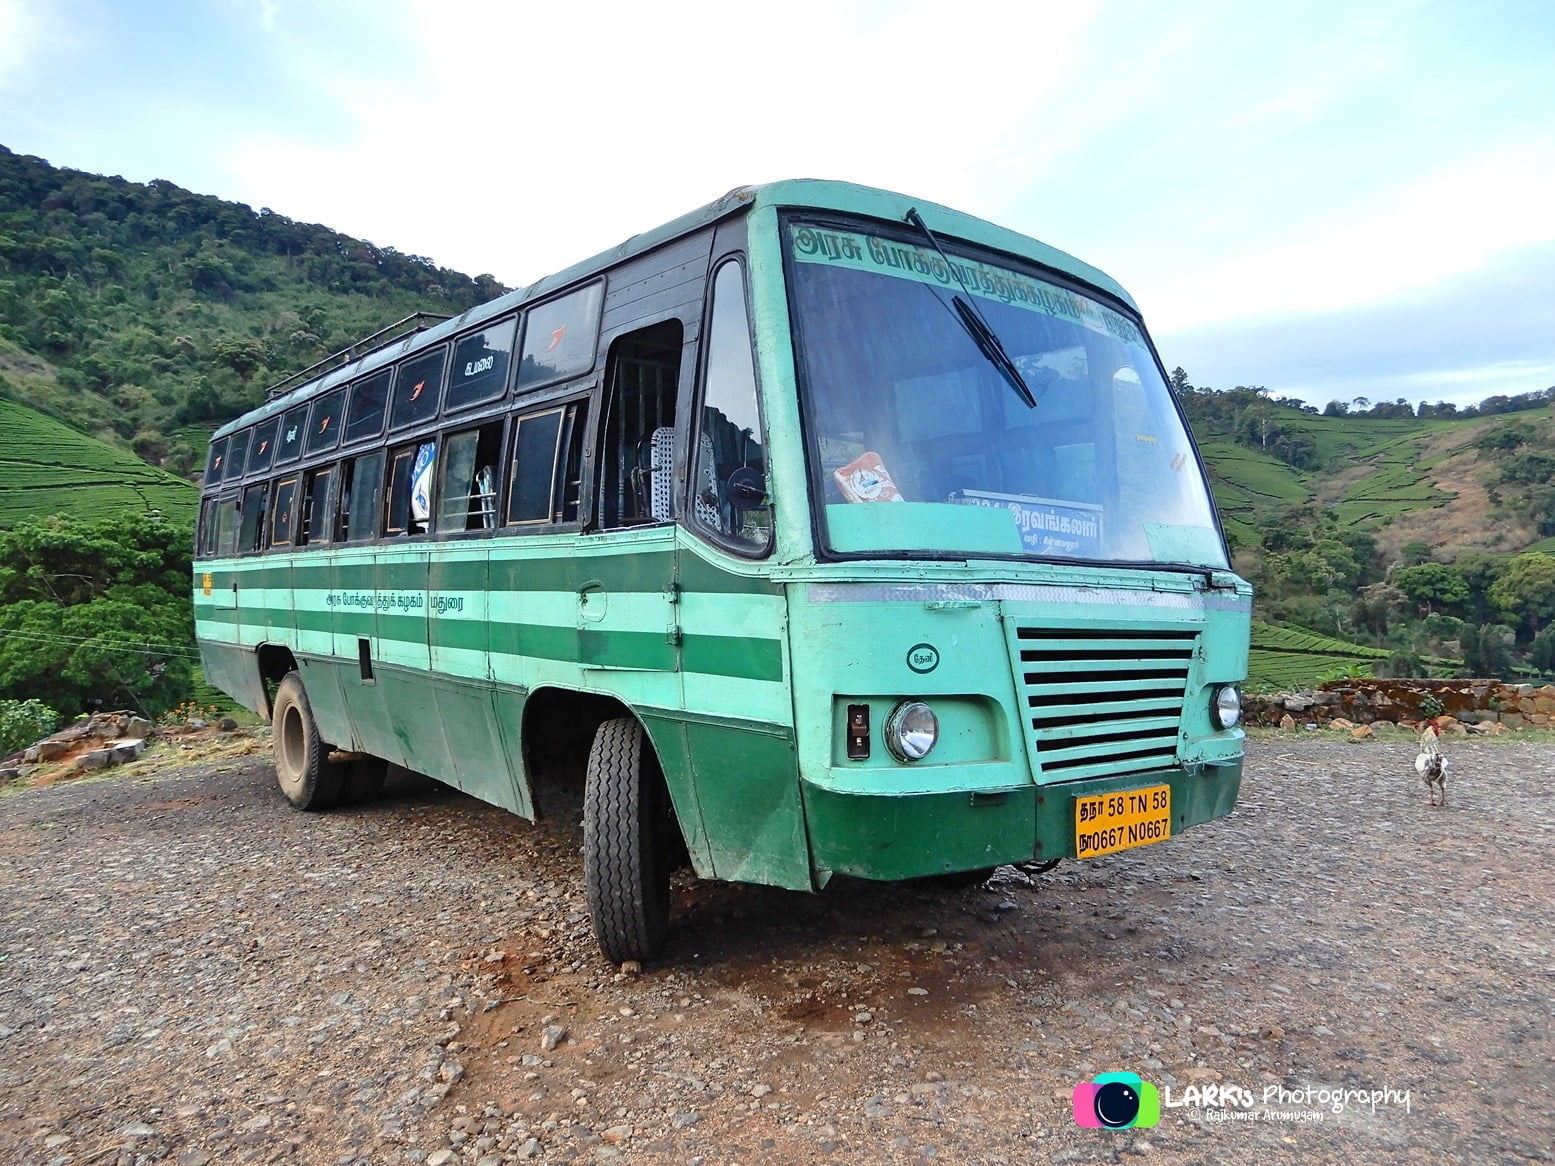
[782,214,1229,571]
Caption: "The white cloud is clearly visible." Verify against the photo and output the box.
[225,0,1102,285]
[258,0,281,33]
[1149,140,1555,333]
[0,0,58,89]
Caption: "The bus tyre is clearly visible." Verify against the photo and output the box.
[583,717,673,965]
[271,671,345,811]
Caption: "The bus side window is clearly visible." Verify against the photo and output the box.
[385,441,436,536]
[270,476,300,548]
[336,451,384,543]
[197,497,218,557]
[238,483,269,552]
[299,465,335,546]
[438,422,503,532]
[599,320,682,527]
[205,437,229,485]
[216,495,241,555]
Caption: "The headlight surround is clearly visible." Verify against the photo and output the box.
[1213,685,1242,730]
[884,700,939,761]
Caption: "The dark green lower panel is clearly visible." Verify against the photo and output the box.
[198,640,267,719]
[803,758,1243,882]
[643,714,810,892]
[801,782,1038,882]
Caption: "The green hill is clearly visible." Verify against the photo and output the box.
[0,394,197,525]
[0,143,505,476]
[1182,388,1554,561]
[1246,621,1391,692]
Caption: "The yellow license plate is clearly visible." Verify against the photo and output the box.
[1074,784,1172,859]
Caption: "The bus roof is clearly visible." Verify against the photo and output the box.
[213,179,1137,440]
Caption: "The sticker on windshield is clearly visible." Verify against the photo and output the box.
[951,490,1102,558]
[834,451,904,503]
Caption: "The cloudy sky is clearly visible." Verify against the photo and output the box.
[2,0,1552,407]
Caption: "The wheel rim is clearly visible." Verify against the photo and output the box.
[276,701,306,792]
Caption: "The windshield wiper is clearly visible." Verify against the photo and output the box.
[905,207,1038,410]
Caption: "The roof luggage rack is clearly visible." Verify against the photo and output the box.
[264,312,452,401]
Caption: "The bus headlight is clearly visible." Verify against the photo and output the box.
[1213,686,1241,730]
[885,700,938,761]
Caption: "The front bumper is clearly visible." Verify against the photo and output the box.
[800,757,1242,883]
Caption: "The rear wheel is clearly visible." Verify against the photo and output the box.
[583,717,675,965]
[271,671,345,811]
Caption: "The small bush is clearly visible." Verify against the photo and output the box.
[0,698,59,757]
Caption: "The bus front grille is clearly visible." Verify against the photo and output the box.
[1012,626,1197,782]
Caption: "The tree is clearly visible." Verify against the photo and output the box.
[0,515,195,717]
[1393,563,1470,616]
[1459,624,1514,679]
[1488,552,1555,638]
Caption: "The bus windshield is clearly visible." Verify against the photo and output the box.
[785,220,1228,569]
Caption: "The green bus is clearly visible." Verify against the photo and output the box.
[194,180,1250,964]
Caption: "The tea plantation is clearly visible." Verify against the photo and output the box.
[0,398,197,527]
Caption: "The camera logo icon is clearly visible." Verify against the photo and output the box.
[1072,1072,1161,1129]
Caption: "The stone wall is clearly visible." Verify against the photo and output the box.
[1246,678,1555,735]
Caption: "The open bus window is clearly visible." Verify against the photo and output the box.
[306,388,346,455]
[205,437,229,485]
[269,476,299,548]
[248,415,281,474]
[275,404,308,465]
[517,284,602,391]
[345,368,392,443]
[300,465,334,546]
[599,320,680,527]
[385,441,437,536]
[390,347,446,431]
[692,261,770,552]
[336,450,383,543]
[239,483,269,552]
[446,317,517,413]
[197,497,218,556]
[439,422,503,531]
[216,495,241,555]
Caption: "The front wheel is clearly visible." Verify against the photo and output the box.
[583,717,674,965]
[271,671,345,811]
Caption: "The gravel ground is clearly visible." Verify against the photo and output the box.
[1,731,1552,1166]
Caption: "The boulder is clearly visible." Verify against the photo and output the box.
[1329,718,1355,731]
[77,749,113,771]
[0,766,20,783]
[1371,720,1396,732]
[22,745,40,764]
[1499,712,1526,730]
[109,738,144,764]
[1349,724,1373,740]
[36,740,68,762]
[125,716,154,739]
[1279,714,1296,730]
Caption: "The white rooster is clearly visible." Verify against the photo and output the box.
[1415,719,1449,807]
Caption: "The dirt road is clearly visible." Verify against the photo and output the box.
[1,733,1551,1165]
